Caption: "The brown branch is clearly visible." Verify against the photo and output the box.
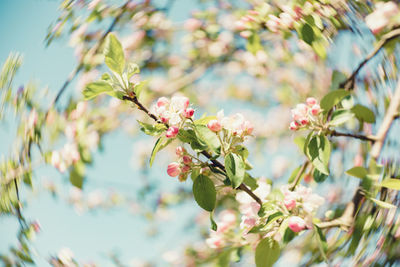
[319,78,400,230]
[340,28,400,91]
[329,130,377,142]
[289,161,309,191]
[122,95,263,206]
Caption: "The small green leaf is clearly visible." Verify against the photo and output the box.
[194,115,217,125]
[225,153,245,189]
[243,173,258,190]
[83,81,114,100]
[370,198,396,209]
[138,121,166,136]
[104,33,125,74]
[313,169,328,183]
[126,62,140,78]
[329,109,355,126]
[351,104,376,123]
[150,137,172,167]
[330,70,347,90]
[255,238,280,267]
[379,178,400,190]
[133,80,147,100]
[246,33,262,54]
[346,166,368,179]
[305,134,331,175]
[314,225,328,261]
[320,90,351,112]
[69,162,85,189]
[193,175,216,212]
[300,23,315,45]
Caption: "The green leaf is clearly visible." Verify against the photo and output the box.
[320,90,351,112]
[126,62,140,78]
[192,175,216,212]
[330,70,347,90]
[194,125,221,154]
[69,162,85,189]
[194,115,217,125]
[305,134,331,175]
[329,109,355,126]
[370,198,396,209]
[379,178,400,190]
[346,166,368,179]
[225,153,245,189]
[138,121,166,136]
[104,33,125,74]
[313,169,328,183]
[243,173,258,190]
[83,81,114,100]
[300,23,315,45]
[133,80,147,100]
[255,238,280,267]
[314,225,328,261]
[246,33,262,54]
[294,136,306,153]
[351,104,376,123]
[150,137,172,167]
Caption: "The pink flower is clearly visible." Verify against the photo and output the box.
[166,126,179,138]
[284,195,296,210]
[175,146,185,156]
[183,108,194,118]
[167,162,181,177]
[242,120,254,135]
[205,233,224,249]
[207,119,222,132]
[288,216,306,232]
[311,104,321,116]
[182,155,192,165]
[365,2,399,35]
[306,97,317,107]
[157,97,169,107]
[218,210,237,233]
[181,165,191,173]
[170,96,189,111]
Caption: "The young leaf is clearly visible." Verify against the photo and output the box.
[243,173,258,190]
[320,90,351,112]
[351,104,376,123]
[193,175,216,212]
[104,33,125,74]
[137,121,166,136]
[300,23,315,45]
[149,137,172,167]
[379,178,400,190]
[69,162,85,189]
[305,135,331,175]
[329,109,354,126]
[83,81,114,100]
[225,153,245,188]
[313,169,328,183]
[255,238,280,267]
[330,70,347,90]
[194,125,221,154]
[210,212,218,231]
[346,166,368,179]
[126,62,140,78]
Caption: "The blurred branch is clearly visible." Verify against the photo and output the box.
[289,161,309,191]
[330,130,377,142]
[340,28,400,91]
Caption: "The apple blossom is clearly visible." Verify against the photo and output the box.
[207,119,222,132]
[288,216,306,232]
[183,107,194,118]
[166,126,179,138]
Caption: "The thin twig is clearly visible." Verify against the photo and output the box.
[289,161,309,191]
[14,179,25,230]
[340,28,400,91]
[330,130,377,142]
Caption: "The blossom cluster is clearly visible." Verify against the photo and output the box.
[205,210,237,249]
[289,97,321,131]
[167,146,193,181]
[151,95,194,138]
[207,110,254,137]
[281,184,325,232]
[365,1,399,35]
[51,143,80,173]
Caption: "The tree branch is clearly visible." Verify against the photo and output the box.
[340,28,400,91]
[329,130,377,142]
[289,161,309,191]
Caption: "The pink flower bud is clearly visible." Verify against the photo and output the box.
[289,121,298,131]
[182,155,192,165]
[157,97,169,107]
[207,120,222,132]
[167,162,181,177]
[284,196,296,210]
[306,97,317,107]
[288,216,306,232]
[32,221,41,233]
[181,165,191,173]
[176,146,185,156]
[165,126,179,138]
[161,117,169,124]
[183,108,195,118]
[300,117,309,125]
[243,120,254,135]
[311,104,320,115]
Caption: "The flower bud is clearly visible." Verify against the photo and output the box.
[167,162,181,177]
[289,121,298,131]
[182,155,192,165]
[306,97,317,107]
[176,146,185,156]
[284,196,296,210]
[207,119,222,132]
[311,104,320,116]
[288,216,306,232]
[165,126,179,138]
[181,165,191,173]
[183,108,195,118]
[157,97,169,107]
